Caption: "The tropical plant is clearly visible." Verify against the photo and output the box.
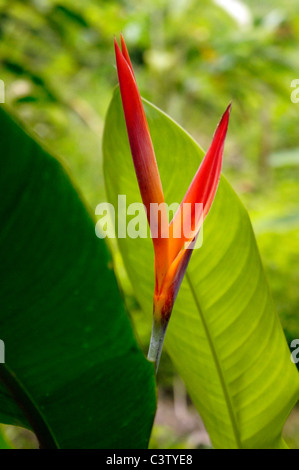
[0,30,298,449]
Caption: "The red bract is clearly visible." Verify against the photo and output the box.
[115,35,231,371]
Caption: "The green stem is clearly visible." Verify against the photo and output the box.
[147,318,167,373]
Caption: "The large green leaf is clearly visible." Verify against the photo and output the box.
[0,107,156,449]
[103,88,299,449]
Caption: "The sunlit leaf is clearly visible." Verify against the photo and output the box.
[103,88,299,449]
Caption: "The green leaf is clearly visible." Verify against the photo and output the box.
[103,88,299,449]
[0,106,156,449]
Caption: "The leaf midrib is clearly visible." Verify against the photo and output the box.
[185,271,242,449]
[0,363,59,449]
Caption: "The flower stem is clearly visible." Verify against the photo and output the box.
[147,317,167,373]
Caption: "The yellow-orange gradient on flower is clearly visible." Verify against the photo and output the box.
[115,35,231,370]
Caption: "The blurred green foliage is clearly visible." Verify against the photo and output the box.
[0,0,298,448]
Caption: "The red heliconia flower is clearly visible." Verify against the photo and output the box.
[115,35,231,371]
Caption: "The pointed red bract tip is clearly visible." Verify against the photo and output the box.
[169,103,231,262]
[114,35,165,216]
[115,35,169,290]
[114,36,120,54]
[120,33,135,78]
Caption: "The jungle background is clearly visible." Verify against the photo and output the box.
[0,0,298,449]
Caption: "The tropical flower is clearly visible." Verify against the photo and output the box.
[115,35,231,371]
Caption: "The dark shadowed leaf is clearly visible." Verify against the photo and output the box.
[0,106,156,449]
